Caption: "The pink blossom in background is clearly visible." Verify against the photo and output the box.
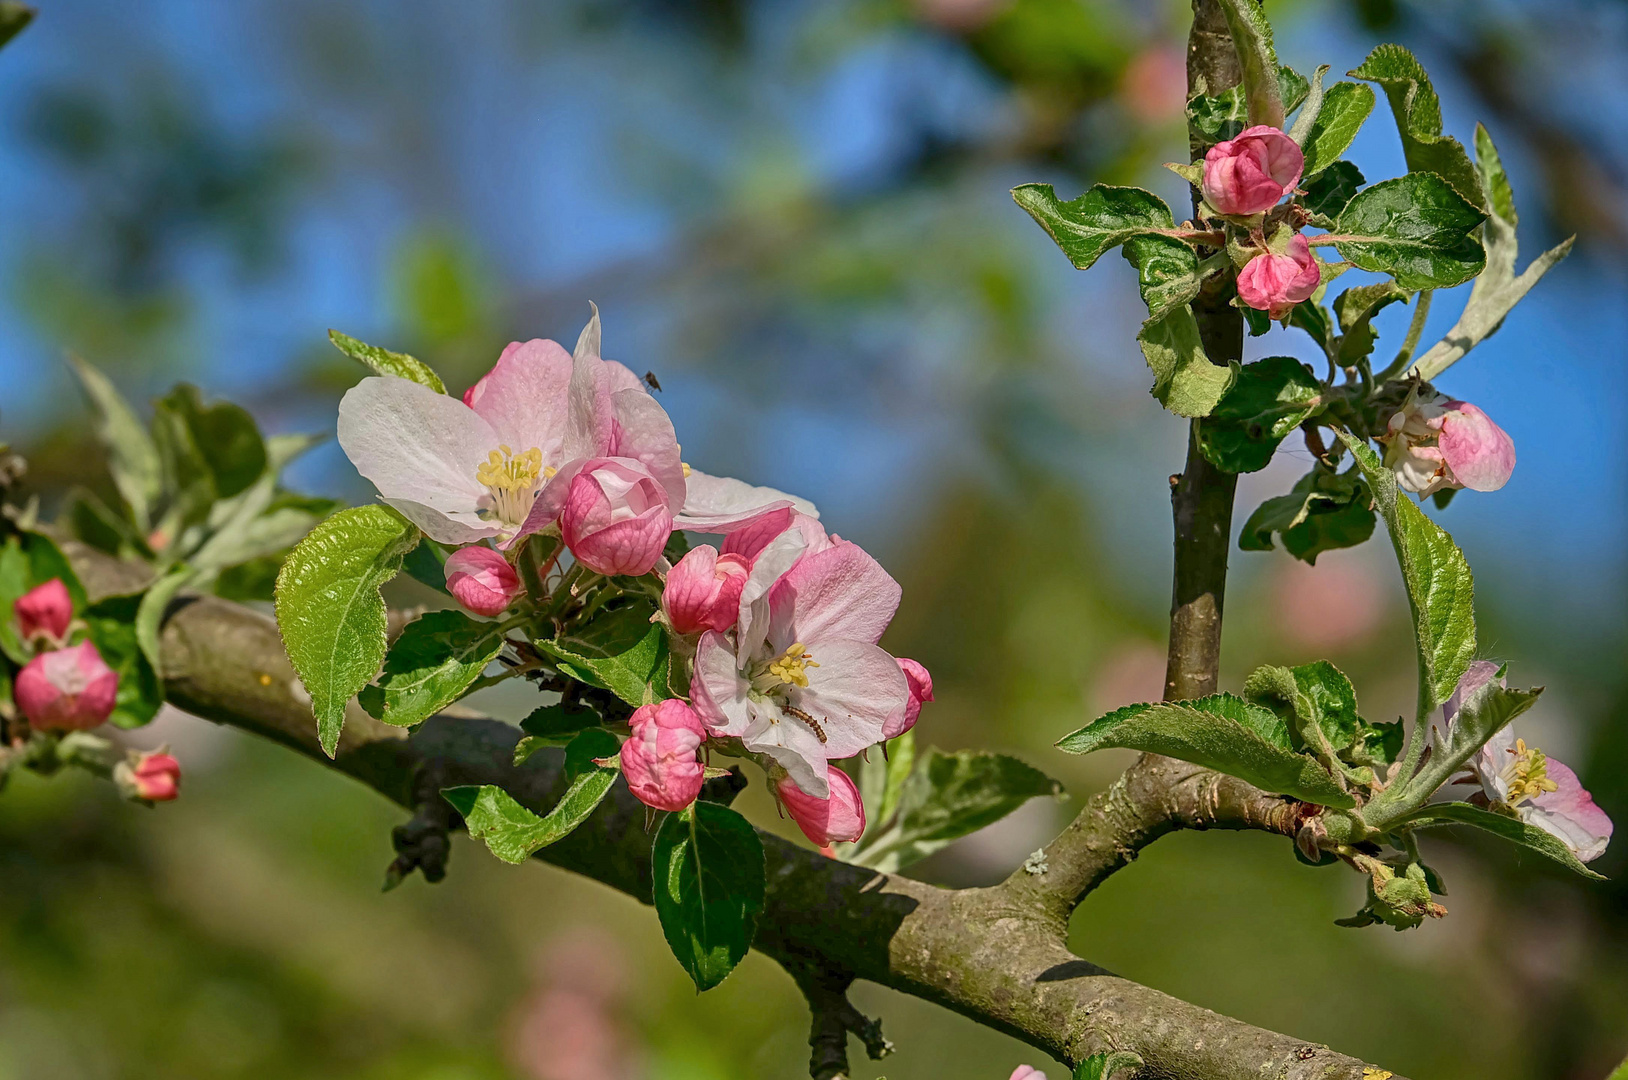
[887,657,935,738]
[909,0,1014,33]
[777,765,866,846]
[1236,234,1320,319]
[1381,389,1516,498]
[1202,124,1303,215]
[1089,642,1167,717]
[1119,45,1186,123]
[443,545,524,617]
[15,640,119,731]
[1009,1067,1048,1080]
[1270,552,1384,652]
[506,929,639,1080]
[620,699,707,813]
[663,544,751,635]
[14,577,72,642]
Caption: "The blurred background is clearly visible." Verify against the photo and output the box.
[1,1,1625,1078]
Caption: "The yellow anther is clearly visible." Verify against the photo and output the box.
[681,461,692,478]
[475,445,546,527]
[763,642,818,689]
[1500,738,1559,806]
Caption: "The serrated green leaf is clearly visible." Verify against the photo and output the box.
[1339,435,1475,719]
[80,593,164,729]
[1334,281,1411,368]
[519,700,604,746]
[1137,305,1236,419]
[1197,356,1324,473]
[328,329,447,394]
[536,602,668,707]
[156,384,267,502]
[274,506,419,756]
[1121,234,1201,324]
[1410,124,1573,383]
[1239,461,1375,563]
[1350,44,1483,207]
[1057,694,1355,808]
[1301,160,1364,220]
[1187,65,1306,147]
[1395,802,1603,880]
[1011,183,1174,271]
[1075,1050,1144,1080]
[358,609,509,727]
[66,356,162,532]
[1215,0,1284,128]
[849,746,1059,872]
[134,565,195,671]
[1244,660,1361,759]
[652,801,765,991]
[1298,82,1375,177]
[0,3,35,50]
[1330,173,1486,290]
[443,729,621,864]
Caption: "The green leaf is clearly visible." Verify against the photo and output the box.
[400,539,451,594]
[535,602,669,707]
[357,609,509,727]
[1301,161,1364,220]
[1395,802,1603,881]
[1297,82,1375,177]
[274,506,419,757]
[155,384,267,502]
[0,3,34,51]
[1238,461,1374,563]
[1121,234,1201,324]
[134,565,196,671]
[1333,281,1411,368]
[1339,434,1475,718]
[1057,694,1356,808]
[1011,184,1175,271]
[328,329,447,394]
[1215,0,1284,128]
[1350,44,1483,206]
[1384,670,1541,818]
[1289,302,1335,356]
[1244,660,1360,756]
[66,356,162,532]
[442,729,622,864]
[1187,65,1307,146]
[1410,124,1573,383]
[80,593,164,729]
[1607,1050,1628,1080]
[61,486,141,557]
[1197,356,1324,473]
[652,801,766,992]
[519,700,604,745]
[189,433,329,572]
[1330,173,1487,290]
[0,533,88,664]
[1137,305,1236,419]
[1075,1051,1144,1080]
[850,746,1060,873]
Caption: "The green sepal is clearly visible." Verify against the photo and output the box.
[328,329,447,394]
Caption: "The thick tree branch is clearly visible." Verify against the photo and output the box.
[64,544,1411,1080]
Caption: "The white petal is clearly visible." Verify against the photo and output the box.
[573,302,601,361]
[383,498,499,545]
[338,377,494,514]
[788,639,905,758]
[675,469,818,531]
[741,703,831,799]
[468,338,573,464]
[736,529,806,652]
[691,631,753,738]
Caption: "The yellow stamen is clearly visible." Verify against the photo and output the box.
[1500,738,1559,806]
[475,445,545,527]
[754,642,818,691]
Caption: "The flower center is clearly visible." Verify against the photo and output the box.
[476,445,552,528]
[750,641,818,693]
[1499,738,1559,807]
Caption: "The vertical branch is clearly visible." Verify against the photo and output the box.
[1165,0,1245,702]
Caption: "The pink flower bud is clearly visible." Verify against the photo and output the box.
[620,699,706,812]
[1236,234,1320,319]
[118,750,181,802]
[884,657,935,739]
[663,545,750,635]
[1009,1068,1048,1080]
[15,641,119,731]
[14,577,72,643]
[444,545,524,617]
[1201,124,1303,216]
[776,766,865,847]
[561,458,674,577]
[1381,390,1515,497]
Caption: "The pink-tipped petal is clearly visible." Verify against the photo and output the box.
[444,545,525,617]
[1201,125,1304,216]
[690,631,755,738]
[767,539,901,648]
[620,699,707,813]
[674,470,817,533]
[1236,235,1320,319]
[15,641,119,731]
[888,656,935,738]
[559,459,675,577]
[1527,757,1613,863]
[464,338,574,462]
[14,578,73,642]
[776,765,865,845]
[663,545,750,635]
[787,639,907,758]
[1438,402,1516,492]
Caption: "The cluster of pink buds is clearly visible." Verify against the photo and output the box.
[10,579,120,734]
[1201,126,1321,319]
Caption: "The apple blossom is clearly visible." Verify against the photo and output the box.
[1236,234,1320,319]
[444,545,525,617]
[1380,388,1516,498]
[1008,1068,1047,1080]
[116,750,181,802]
[888,657,935,739]
[15,641,119,731]
[14,577,72,643]
[1202,124,1303,216]
[1439,662,1612,863]
[663,545,751,635]
[559,458,676,576]
[691,523,908,798]
[775,764,865,846]
[620,699,707,813]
